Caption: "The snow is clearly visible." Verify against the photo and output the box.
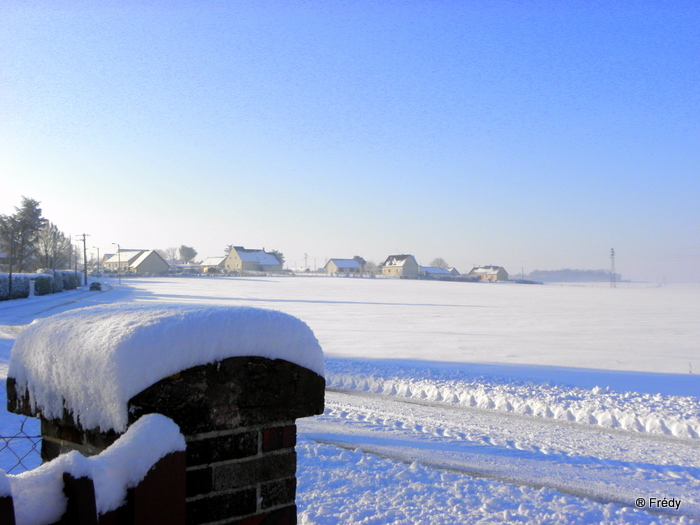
[383,255,415,266]
[420,266,451,275]
[236,248,281,266]
[6,413,185,525]
[323,358,700,439]
[103,250,143,265]
[1,277,699,523]
[296,439,683,525]
[8,303,324,432]
[200,256,226,266]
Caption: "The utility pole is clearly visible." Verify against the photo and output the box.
[610,248,616,288]
[78,234,90,285]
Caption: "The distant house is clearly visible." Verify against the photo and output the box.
[467,266,509,282]
[104,250,170,274]
[200,256,227,274]
[447,267,460,276]
[224,246,283,273]
[325,258,362,276]
[381,254,420,278]
[420,266,452,278]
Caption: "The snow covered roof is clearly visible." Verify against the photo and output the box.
[104,250,146,265]
[9,304,324,432]
[469,266,506,276]
[420,266,451,275]
[236,248,281,266]
[130,250,165,268]
[200,256,226,267]
[383,255,416,267]
[328,259,361,269]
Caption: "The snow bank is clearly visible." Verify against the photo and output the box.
[325,359,700,441]
[7,414,185,525]
[9,304,324,432]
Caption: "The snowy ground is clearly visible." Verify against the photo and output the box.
[1,276,699,524]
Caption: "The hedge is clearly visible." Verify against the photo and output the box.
[0,271,83,301]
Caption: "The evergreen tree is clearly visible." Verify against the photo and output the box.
[269,249,285,265]
[179,245,198,263]
[0,197,45,273]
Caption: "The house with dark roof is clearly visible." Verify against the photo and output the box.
[381,254,420,278]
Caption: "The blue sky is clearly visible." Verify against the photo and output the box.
[1,1,698,281]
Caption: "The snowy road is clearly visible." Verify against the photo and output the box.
[299,388,700,521]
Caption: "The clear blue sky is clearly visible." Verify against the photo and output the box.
[1,1,698,282]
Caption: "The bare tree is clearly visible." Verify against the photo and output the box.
[364,261,378,275]
[35,222,71,270]
[163,247,179,261]
[430,257,449,269]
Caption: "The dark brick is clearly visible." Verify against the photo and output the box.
[231,506,297,525]
[187,431,259,467]
[186,467,212,498]
[260,478,296,510]
[186,488,257,524]
[213,451,296,491]
[127,357,325,434]
[262,425,296,453]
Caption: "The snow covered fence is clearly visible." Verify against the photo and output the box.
[6,304,326,525]
[0,413,186,525]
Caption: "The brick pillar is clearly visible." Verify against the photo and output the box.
[8,356,325,525]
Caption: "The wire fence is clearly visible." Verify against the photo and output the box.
[0,415,42,474]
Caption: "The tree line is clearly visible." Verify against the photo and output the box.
[0,197,74,273]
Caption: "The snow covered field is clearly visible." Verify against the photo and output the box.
[1,276,699,524]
